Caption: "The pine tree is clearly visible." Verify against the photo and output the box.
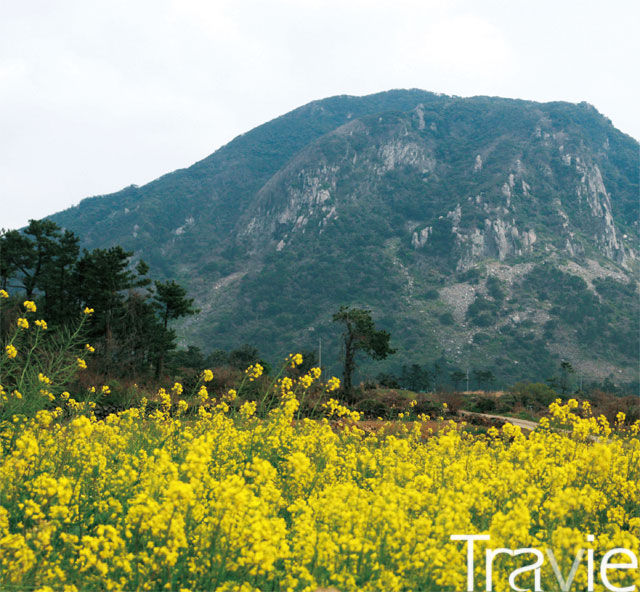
[333,306,394,398]
[152,280,198,378]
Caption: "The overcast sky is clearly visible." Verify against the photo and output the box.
[1,0,638,231]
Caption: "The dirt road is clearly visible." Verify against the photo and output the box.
[459,410,538,431]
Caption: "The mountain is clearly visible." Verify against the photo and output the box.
[49,89,639,386]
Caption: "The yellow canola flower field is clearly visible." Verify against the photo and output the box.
[0,392,638,592]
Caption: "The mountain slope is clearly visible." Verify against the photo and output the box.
[50,90,639,385]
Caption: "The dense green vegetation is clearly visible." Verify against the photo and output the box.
[2,224,637,418]
[37,90,639,388]
[519,264,639,361]
[1,220,196,379]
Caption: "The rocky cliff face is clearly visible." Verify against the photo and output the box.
[236,100,636,278]
[49,90,639,385]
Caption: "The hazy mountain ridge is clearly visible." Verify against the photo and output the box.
[49,90,639,385]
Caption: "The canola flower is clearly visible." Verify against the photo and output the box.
[1,385,637,592]
[325,376,340,392]
[38,373,52,385]
[39,388,55,402]
[197,385,209,403]
[245,363,264,381]
[0,299,638,591]
[1,299,93,422]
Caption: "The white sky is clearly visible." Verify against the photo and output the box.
[1,0,638,231]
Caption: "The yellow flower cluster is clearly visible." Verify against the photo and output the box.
[325,376,340,392]
[245,363,264,381]
[39,389,55,402]
[0,386,637,591]
[0,300,97,421]
[197,385,209,402]
[38,373,52,385]
[157,387,171,410]
[323,397,362,422]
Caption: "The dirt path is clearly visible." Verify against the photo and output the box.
[459,410,538,431]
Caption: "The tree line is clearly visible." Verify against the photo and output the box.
[1,220,196,378]
[0,221,394,392]
[2,221,633,399]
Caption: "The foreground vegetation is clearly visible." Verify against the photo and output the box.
[1,296,639,591]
